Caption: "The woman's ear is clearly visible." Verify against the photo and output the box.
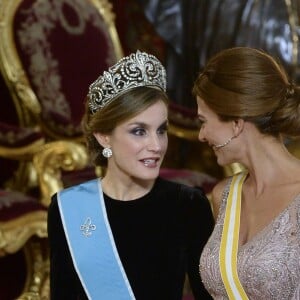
[232,118,244,137]
[93,132,110,148]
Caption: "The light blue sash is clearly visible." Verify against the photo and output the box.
[57,179,135,300]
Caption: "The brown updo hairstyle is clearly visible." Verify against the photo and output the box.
[82,86,169,167]
[192,47,300,137]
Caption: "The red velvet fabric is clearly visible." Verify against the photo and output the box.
[0,122,42,147]
[0,189,46,222]
[13,0,118,138]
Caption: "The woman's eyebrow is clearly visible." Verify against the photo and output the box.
[128,120,168,127]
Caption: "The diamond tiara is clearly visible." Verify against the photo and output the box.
[88,50,167,114]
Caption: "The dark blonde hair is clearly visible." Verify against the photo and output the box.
[192,47,300,137]
[82,86,169,166]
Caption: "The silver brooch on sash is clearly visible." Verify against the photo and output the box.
[80,217,96,237]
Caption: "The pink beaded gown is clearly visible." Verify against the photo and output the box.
[200,178,300,299]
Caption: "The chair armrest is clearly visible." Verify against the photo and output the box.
[33,141,89,206]
[0,189,47,255]
[0,211,47,255]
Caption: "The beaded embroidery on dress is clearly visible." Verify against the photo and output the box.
[200,178,300,299]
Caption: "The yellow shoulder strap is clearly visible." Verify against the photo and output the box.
[219,172,249,299]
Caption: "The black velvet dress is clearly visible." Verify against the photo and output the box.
[48,177,214,300]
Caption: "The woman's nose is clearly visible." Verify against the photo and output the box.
[147,134,162,152]
[198,128,206,142]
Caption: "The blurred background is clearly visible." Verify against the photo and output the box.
[0,0,299,299]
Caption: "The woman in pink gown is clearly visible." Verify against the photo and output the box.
[193,47,300,299]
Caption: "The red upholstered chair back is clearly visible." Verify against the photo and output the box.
[2,0,123,141]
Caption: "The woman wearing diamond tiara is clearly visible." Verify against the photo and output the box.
[193,47,300,299]
[47,50,214,300]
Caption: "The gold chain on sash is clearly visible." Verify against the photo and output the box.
[219,172,249,299]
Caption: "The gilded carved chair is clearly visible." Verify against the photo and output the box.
[0,76,48,299]
[0,60,45,194]
[0,137,89,300]
[0,0,124,189]
[0,0,123,142]
[0,2,94,295]
[0,2,122,298]
[0,22,88,300]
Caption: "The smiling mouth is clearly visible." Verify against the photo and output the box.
[141,159,159,167]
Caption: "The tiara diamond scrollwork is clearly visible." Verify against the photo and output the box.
[88,50,167,114]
